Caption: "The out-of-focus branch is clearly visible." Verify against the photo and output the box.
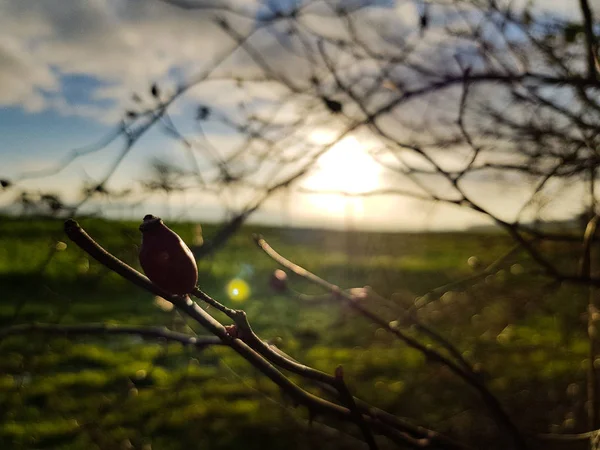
[296,187,458,203]
[63,219,460,448]
[537,428,600,441]
[582,214,600,430]
[13,127,125,182]
[417,244,522,309]
[579,0,597,81]
[0,322,223,349]
[334,365,379,450]
[253,235,527,450]
[192,284,464,448]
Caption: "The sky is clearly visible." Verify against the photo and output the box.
[0,0,592,231]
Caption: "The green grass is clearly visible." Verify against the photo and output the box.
[0,216,592,449]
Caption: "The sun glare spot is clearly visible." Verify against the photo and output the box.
[303,135,382,216]
[227,278,250,302]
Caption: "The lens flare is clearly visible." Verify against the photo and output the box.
[227,278,250,302]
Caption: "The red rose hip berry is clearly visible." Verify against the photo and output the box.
[139,215,198,295]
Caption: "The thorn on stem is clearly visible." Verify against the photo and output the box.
[224,324,239,339]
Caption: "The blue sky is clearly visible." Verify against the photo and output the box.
[0,0,588,230]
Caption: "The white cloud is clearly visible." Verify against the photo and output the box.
[1,0,591,230]
[0,0,581,121]
[0,35,57,111]
[0,0,236,121]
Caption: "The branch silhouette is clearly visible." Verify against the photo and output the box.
[253,235,526,450]
[56,219,469,449]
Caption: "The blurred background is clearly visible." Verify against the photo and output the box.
[1,0,600,448]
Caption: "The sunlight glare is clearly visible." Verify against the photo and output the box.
[303,135,382,217]
[227,278,250,302]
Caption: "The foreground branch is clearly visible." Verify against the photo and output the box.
[254,234,527,450]
[0,322,223,349]
[62,219,461,449]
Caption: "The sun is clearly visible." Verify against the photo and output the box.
[305,135,381,194]
[302,135,382,216]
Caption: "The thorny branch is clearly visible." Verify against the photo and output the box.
[0,322,224,349]
[41,219,470,450]
[253,235,527,450]
[4,0,600,446]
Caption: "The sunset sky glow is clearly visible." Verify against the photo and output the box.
[0,0,588,230]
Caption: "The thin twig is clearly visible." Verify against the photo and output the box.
[62,219,450,448]
[581,214,599,429]
[0,322,223,348]
[537,429,600,441]
[334,365,379,450]
[579,0,597,81]
[190,286,463,447]
[416,244,522,309]
[254,234,527,450]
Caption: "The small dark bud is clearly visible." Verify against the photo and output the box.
[269,269,288,292]
[126,110,137,119]
[322,97,343,114]
[41,194,63,212]
[216,17,229,30]
[151,83,160,98]
[220,166,238,184]
[419,13,429,35]
[0,179,11,189]
[196,106,210,121]
[334,365,344,380]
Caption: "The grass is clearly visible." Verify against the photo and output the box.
[0,215,592,449]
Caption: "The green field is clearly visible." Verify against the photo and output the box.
[0,216,592,449]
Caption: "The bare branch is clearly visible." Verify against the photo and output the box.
[0,322,223,349]
[62,219,457,448]
[579,0,597,81]
[253,234,527,450]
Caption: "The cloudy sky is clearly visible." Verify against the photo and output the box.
[0,0,591,230]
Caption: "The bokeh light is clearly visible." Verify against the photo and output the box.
[226,278,250,302]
